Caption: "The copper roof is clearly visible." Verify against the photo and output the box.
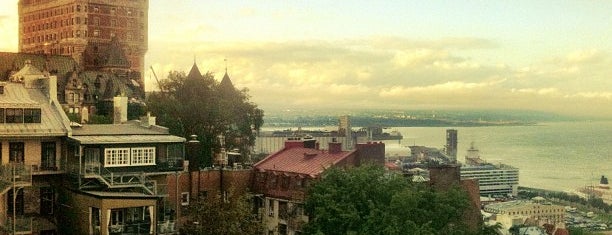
[254,147,355,177]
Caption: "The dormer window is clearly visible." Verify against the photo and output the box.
[24,108,41,123]
[5,108,24,123]
[2,108,42,123]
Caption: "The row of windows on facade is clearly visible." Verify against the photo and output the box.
[507,209,565,215]
[23,16,144,33]
[23,28,144,44]
[90,206,152,229]
[0,141,56,168]
[7,187,55,217]
[104,147,156,167]
[258,173,310,190]
[21,4,144,23]
[0,108,41,123]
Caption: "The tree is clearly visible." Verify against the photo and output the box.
[303,165,482,235]
[146,68,264,167]
[180,192,262,235]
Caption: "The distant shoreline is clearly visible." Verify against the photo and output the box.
[264,120,539,128]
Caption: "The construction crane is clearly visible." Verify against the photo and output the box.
[149,66,164,94]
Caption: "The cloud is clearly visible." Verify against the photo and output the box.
[144,37,612,117]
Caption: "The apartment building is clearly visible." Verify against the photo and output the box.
[0,61,71,234]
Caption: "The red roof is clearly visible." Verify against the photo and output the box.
[254,147,355,177]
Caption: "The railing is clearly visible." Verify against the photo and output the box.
[83,162,102,176]
[30,164,63,175]
[0,164,32,187]
[157,158,184,172]
[6,216,33,234]
[109,222,151,234]
[157,220,177,234]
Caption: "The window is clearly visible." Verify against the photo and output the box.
[41,142,56,170]
[7,188,24,216]
[268,199,274,217]
[181,192,189,206]
[24,108,41,123]
[111,209,124,226]
[9,142,24,163]
[40,187,54,215]
[0,108,4,123]
[104,148,130,167]
[5,108,23,123]
[131,147,155,166]
[279,201,288,220]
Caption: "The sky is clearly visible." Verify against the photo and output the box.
[1,1,612,117]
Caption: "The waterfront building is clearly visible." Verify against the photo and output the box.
[445,129,458,162]
[483,199,565,233]
[460,143,519,197]
[0,60,71,234]
[18,0,148,88]
[252,138,385,235]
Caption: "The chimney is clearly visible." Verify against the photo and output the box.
[47,75,57,101]
[328,142,342,154]
[113,96,128,124]
[140,112,156,127]
[186,135,201,172]
[284,138,305,149]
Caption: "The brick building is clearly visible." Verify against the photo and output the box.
[252,138,385,235]
[18,0,148,88]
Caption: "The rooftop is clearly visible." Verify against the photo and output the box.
[254,145,355,177]
[0,80,70,137]
[69,121,185,144]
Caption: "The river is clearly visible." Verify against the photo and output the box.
[380,121,612,192]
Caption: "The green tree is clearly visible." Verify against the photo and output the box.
[146,68,264,167]
[180,193,262,235]
[303,165,480,235]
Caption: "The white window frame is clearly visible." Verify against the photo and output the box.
[181,192,189,206]
[131,147,156,166]
[104,148,130,167]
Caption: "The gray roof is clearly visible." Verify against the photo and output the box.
[69,135,185,144]
[70,123,185,144]
[72,123,169,135]
[0,82,70,137]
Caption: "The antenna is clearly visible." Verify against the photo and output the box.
[224,58,228,73]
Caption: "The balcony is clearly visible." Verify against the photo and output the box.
[157,220,177,235]
[78,162,168,196]
[2,216,33,235]
[31,164,64,175]
[0,164,32,194]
